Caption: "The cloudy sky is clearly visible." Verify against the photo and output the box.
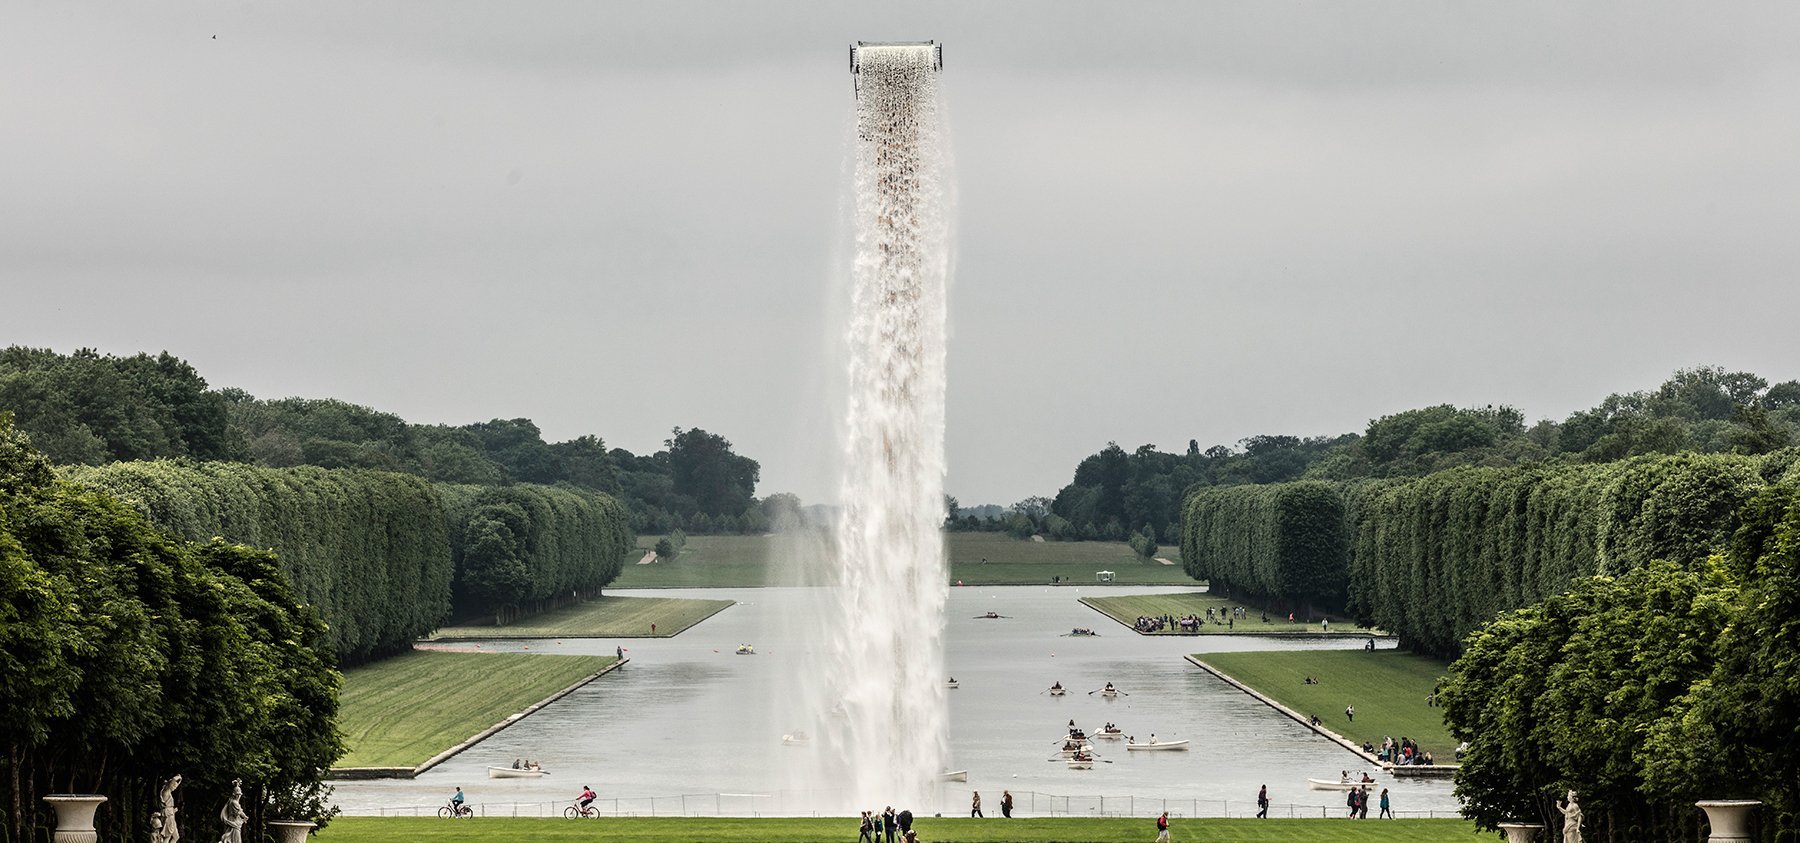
[4,2,1797,506]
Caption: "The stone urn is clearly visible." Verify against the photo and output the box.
[43,795,107,843]
[1695,800,1760,842]
[1496,821,1544,843]
[268,819,317,843]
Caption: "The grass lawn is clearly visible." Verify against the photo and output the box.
[612,532,1199,588]
[337,650,614,769]
[314,816,1477,842]
[430,595,733,639]
[1081,593,1374,636]
[1195,650,1456,759]
[611,534,792,588]
[946,533,1194,586]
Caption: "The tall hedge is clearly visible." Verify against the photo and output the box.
[439,483,634,623]
[64,460,452,664]
[1348,453,1766,655]
[1182,480,1348,612]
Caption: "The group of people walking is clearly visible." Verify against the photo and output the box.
[857,807,915,843]
[1343,785,1392,819]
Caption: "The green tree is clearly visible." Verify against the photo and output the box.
[665,427,760,518]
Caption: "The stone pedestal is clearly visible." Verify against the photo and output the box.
[1497,822,1543,842]
[268,819,317,843]
[43,795,107,843]
[1695,800,1760,842]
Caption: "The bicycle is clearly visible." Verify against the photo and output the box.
[438,801,473,819]
[564,801,600,819]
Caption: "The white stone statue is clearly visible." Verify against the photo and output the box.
[218,779,248,843]
[150,774,182,843]
[1558,789,1583,843]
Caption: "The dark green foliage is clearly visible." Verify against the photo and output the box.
[0,347,238,465]
[1439,559,1738,839]
[1346,453,1766,656]
[440,484,634,624]
[1181,480,1347,612]
[0,419,342,841]
[63,460,454,665]
[1440,483,1800,840]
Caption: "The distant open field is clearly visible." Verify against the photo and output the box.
[1082,593,1373,636]
[313,816,1477,842]
[336,651,614,769]
[612,532,1197,588]
[1194,650,1456,758]
[432,595,733,639]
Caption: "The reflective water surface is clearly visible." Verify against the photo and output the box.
[330,585,1458,818]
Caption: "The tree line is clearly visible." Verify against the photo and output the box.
[1181,449,1797,657]
[0,346,773,536]
[1,418,340,842]
[1053,366,1798,545]
[64,460,634,663]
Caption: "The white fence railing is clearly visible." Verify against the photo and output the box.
[358,789,1457,821]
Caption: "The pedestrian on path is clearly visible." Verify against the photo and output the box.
[1256,785,1269,819]
[1155,811,1170,842]
[1001,790,1013,818]
[970,791,982,818]
[858,811,874,843]
[1379,788,1392,819]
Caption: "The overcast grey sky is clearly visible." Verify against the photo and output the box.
[4,2,1797,506]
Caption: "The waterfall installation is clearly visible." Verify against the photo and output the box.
[820,40,953,809]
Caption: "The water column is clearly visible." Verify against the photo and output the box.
[827,41,952,808]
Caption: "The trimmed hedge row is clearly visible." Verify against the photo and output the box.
[1183,452,1786,656]
[1349,453,1765,655]
[439,484,634,622]
[63,463,635,663]
[64,461,453,664]
[1181,480,1347,612]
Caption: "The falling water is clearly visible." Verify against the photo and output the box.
[813,41,954,809]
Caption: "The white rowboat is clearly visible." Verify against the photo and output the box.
[1125,739,1189,751]
[938,770,968,782]
[1067,758,1094,769]
[1307,778,1377,790]
[781,733,810,746]
[487,766,548,779]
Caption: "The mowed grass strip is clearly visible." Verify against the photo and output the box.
[612,534,794,587]
[313,816,1475,842]
[612,532,1199,588]
[1196,650,1456,758]
[1082,593,1373,636]
[337,650,614,768]
[432,595,733,639]
[946,533,1195,586]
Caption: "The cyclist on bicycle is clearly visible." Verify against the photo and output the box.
[450,787,466,815]
[578,786,596,811]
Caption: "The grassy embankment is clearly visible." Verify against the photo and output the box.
[431,595,734,639]
[1195,650,1456,758]
[613,532,1197,588]
[313,816,1477,842]
[1081,593,1374,637]
[336,651,614,769]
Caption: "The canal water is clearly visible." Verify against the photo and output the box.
[329,585,1459,818]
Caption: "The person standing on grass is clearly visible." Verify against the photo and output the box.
[971,791,982,817]
[1379,788,1392,818]
[1001,790,1013,818]
[1256,785,1269,819]
[1155,810,1170,842]
[883,806,896,843]
[858,811,874,843]
[1346,704,1354,722]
